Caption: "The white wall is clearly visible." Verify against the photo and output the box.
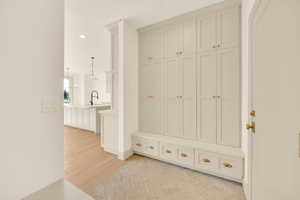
[0,1,64,199]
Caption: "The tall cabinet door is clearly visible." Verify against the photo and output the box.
[197,52,218,143]
[182,56,197,139]
[165,58,183,137]
[217,6,240,49]
[217,48,240,147]
[197,14,217,53]
[139,62,162,134]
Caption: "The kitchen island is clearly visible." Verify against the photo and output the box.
[64,103,111,132]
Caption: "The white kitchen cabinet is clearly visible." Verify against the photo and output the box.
[182,56,197,139]
[164,19,196,58]
[139,62,162,134]
[197,14,217,53]
[132,132,244,182]
[197,5,240,53]
[197,48,240,147]
[217,48,240,147]
[165,58,183,137]
[140,29,163,64]
[165,56,196,139]
[197,52,218,143]
[217,6,240,49]
[164,24,180,58]
[136,0,242,182]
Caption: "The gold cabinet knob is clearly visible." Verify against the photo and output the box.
[166,150,172,154]
[149,146,154,150]
[246,122,256,133]
[181,153,188,158]
[223,163,233,168]
[202,158,211,163]
[250,110,256,117]
[136,143,142,147]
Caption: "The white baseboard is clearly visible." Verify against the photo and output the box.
[243,179,250,200]
[118,148,133,160]
[104,147,118,155]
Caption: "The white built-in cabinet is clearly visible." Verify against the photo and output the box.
[139,4,240,147]
[136,1,242,182]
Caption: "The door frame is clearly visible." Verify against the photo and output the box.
[247,0,271,200]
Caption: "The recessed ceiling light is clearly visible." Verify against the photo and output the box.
[80,34,86,39]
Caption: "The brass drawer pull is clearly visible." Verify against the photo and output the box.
[223,163,233,168]
[181,153,188,158]
[202,158,211,163]
[149,146,154,150]
[136,143,142,147]
[166,150,172,154]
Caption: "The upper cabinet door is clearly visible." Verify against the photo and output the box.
[182,56,197,139]
[197,14,217,53]
[178,19,196,57]
[164,24,180,59]
[217,48,240,147]
[217,6,240,49]
[140,29,163,65]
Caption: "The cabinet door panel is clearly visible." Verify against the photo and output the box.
[180,19,196,56]
[218,6,240,49]
[164,24,180,58]
[218,48,240,147]
[140,29,163,64]
[165,58,182,137]
[140,98,162,134]
[197,53,217,143]
[197,14,217,53]
[139,63,162,98]
[182,57,197,139]
[139,62,162,134]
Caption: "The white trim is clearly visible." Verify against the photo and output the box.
[247,0,271,200]
[118,148,134,160]
[138,0,241,33]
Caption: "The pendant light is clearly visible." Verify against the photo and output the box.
[89,57,98,80]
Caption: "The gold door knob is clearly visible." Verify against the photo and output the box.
[250,110,256,117]
[181,153,188,158]
[149,146,154,150]
[223,163,233,168]
[136,143,142,147]
[166,150,172,154]
[246,122,256,133]
[202,158,211,163]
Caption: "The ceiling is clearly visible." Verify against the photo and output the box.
[65,0,224,74]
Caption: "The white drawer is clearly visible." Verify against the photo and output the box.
[144,140,160,157]
[132,136,146,153]
[219,157,243,179]
[161,143,178,161]
[177,147,194,166]
[196,151,219,170]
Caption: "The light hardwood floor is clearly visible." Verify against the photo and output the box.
[64,126,125,194]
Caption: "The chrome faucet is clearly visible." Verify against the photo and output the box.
[90,90,99,106]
